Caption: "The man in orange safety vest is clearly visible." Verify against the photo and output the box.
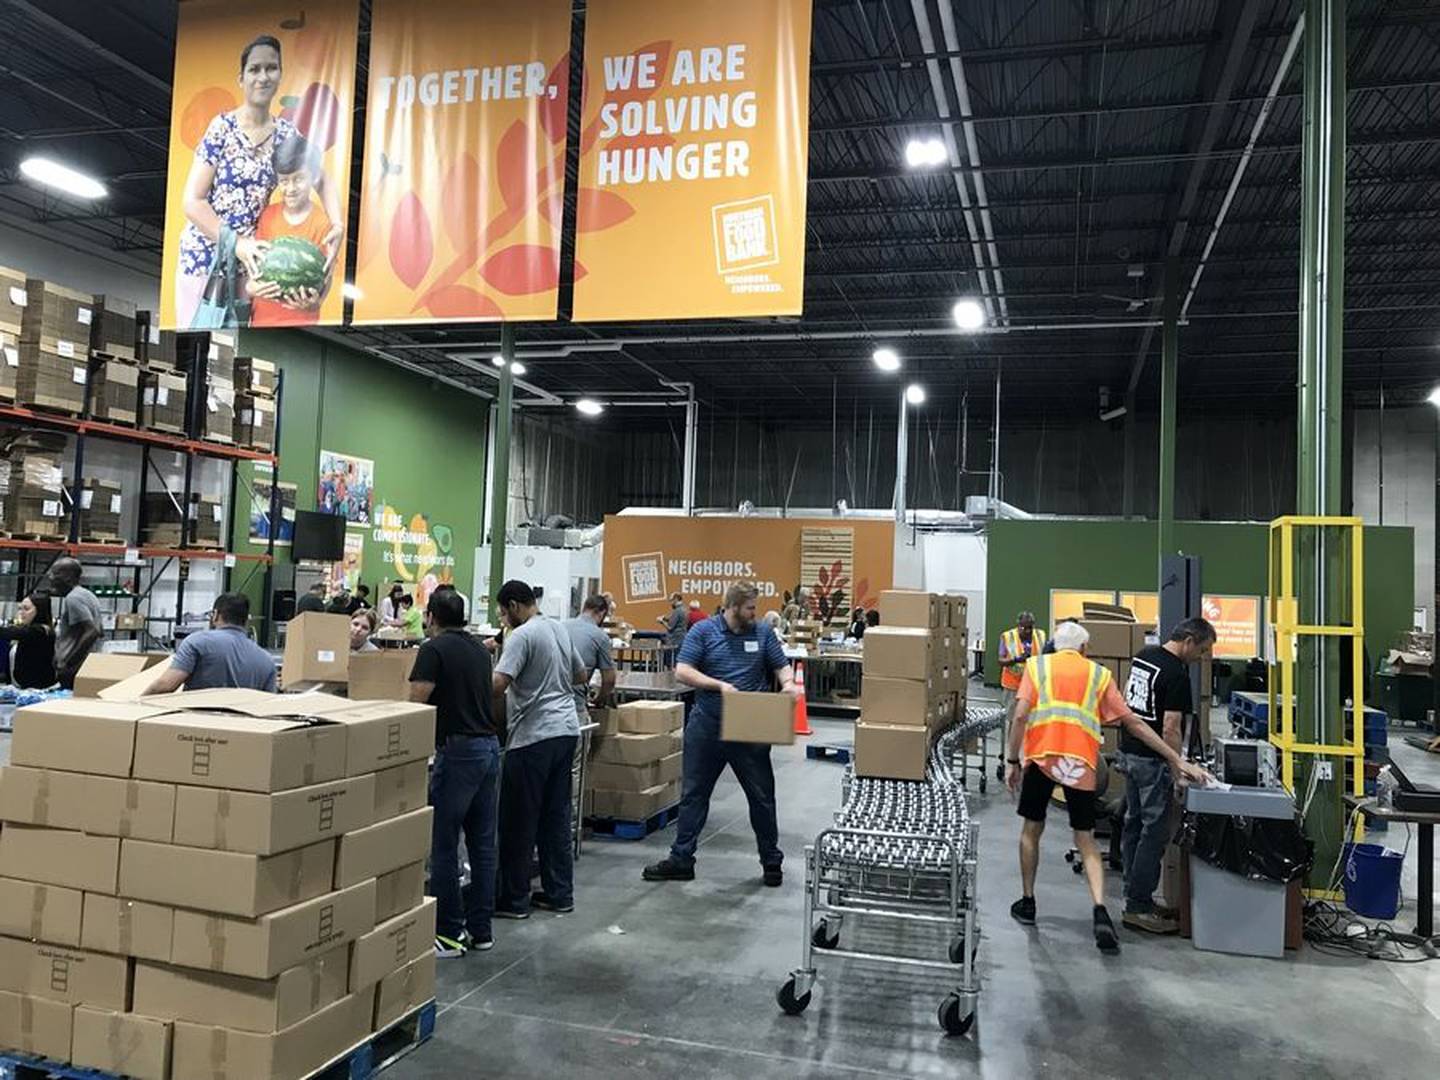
[997,612,1046,778]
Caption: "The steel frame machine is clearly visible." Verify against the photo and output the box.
[777,705,1004,1036]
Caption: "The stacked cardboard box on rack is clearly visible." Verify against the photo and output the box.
[237,392,277,453]
[586,701,684,820]
[0,689,438,1080]
[202,377,235,444]
[142,365,188,435]
[0,434,67,539]
[90,296,137,361]
[72,478,125,541]
[140,493,224,549]
[90,355,141,426]
[17,279,91,416]
[236,356,278,397]
[854,591,968,780]
[0,266,24,403]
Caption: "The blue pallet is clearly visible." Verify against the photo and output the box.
[806,743,853,764]
[587,801,681,840]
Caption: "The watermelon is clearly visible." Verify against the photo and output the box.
[257,235,327,291]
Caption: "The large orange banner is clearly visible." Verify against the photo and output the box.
[572,0,813,321]
[1202,594,1262,659]
[353,0,572,324]
[160,0,358,330]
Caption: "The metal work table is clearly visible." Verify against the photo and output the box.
[613,670,691,701]
[1345,794,1440,944]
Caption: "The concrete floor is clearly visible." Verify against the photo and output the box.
[2,708,1438,1078]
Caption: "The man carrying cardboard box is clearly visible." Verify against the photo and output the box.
[643,580,801,887]
[1004,620,1209,953]
[408,589,501,958]
[145,592,278,693]
[997,612,1045,778]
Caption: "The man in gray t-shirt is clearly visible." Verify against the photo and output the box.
[145,592,278,694]
[493,581,586,918]
[47,557,103,688]
[564,595,616,722]
[657,593,688,649]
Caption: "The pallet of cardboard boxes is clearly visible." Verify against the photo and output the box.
[854,590,968,781]
[235,354,278,454]
[17,278,91,416]
[0,266,23,403]
[0,687,438,1080]
[586,701,684,821]
[0,429,68,540]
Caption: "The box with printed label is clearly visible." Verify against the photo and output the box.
[348,897,435,993]
[346,650,418,705]
[141,366,187,434]
[373,952,434,1031]
[0,990,73,1062]
[91,355,141,425]
[133,949,350,1034]
[0,825,120,894]
[854,721,931,781]
[282,613,352,686]
[721,690,795,745]
[374,761,428,823]
[326,700,435,776]
[0,878,82,947]
[171,879,376,980]
[9,698,162,777]
[617,700,684,734]
[877,590,944,629]
[590,781,678,821]
[73,652,169,698]
[89,293,138,359]
[119,838,337,918]
[863,627,939,681]
[132,711,348,793]
[201,374,235,444]
[72,1005,170,1080]
[590,732,671,767]
[375,862,425,922]
[333,807,431,889]
[587,752,683,793]
[171,989,371,1080]
[80,894,173,963]
[0,936,130,1010]
[171,773,375,855]
[235,356,277,396]
[236,392,276,452]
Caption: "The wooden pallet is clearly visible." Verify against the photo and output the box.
[586,801,682,840]
[79,536,125,546]
[0,532,66,543]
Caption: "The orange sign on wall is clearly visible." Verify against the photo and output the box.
[602,516,893,627]
[1202,594,1261,659]
[572,0,813,321]
[353,0,572,323]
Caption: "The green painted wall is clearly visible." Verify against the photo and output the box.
[984,519,1413,683]
[228,330,487,620]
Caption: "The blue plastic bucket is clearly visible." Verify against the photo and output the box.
[1343,843,1404,919]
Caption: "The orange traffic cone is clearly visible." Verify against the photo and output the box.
[793,660,813,737]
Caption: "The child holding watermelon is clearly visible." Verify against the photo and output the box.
[247,133,335,326]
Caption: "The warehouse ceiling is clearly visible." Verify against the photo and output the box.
[2,0,1439,425]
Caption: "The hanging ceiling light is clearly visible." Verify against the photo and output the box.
[575,398,604,417]
[490,355,506,367]
[872,347,901,372]
[904,137,948,168]
[953,298,986,331]
[18,156,107,200]
[510,362,528,376]
[905,384,927,406]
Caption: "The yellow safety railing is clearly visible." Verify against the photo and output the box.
[1266,516,1366,800]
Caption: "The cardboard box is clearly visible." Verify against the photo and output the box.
[617,700,684,734]
[589,781,677,821]
[860,675,940,727]
[0,765,87,830]
[1096,658,1122,684]
[945,593,969,631]
[72,1006,171,1080]
[587,752,682,792]
[374,761,429,823]
[91,356,141,425]
[668,730,684,755]
[119,838,337,918]
[171,773,375,855]
[141,365,187,434]
[588,706,619,737]
[90,294,138,359]
[854,721,930,781]
[132,711,348,793]
[134,949,351,1033]
[80,895,174,963]
[324,700,434,775]
[171,880,376,980]
[348,897,434,993]
[73,652,169,698]
[282,613,352,686]
[0,990,73,1062]
[334,808,432,889]
[236,392,277,452]
[9,699,162,777]
[0,768,173,841]
[375,862,425,922]
[0,825,120,894]
[720,690,795,745]
[862,627,938,681]
[877,590,943,629]
[373,952,435,1030]
[346,650,418,705]
[171,990,371,1080]
[590,732,672,766]
[1077,619,1133,659]
[235,356,277,396]
[0,878,83,946]
[0,937,130,1010]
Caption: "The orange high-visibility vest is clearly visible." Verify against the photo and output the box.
[1021,650,1108,789]
[999,627,1046,690]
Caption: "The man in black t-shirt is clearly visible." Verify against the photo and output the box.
[409,590,500,959]
[1118,616,1216,935]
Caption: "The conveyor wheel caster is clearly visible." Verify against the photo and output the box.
[777,977,812,1016]
[811,924,840,950]
[938,994,975,1036]
[995,762,1005,782]
[948,936,977,965]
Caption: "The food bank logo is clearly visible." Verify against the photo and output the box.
[713,195,778,274]
[623,551,667,605]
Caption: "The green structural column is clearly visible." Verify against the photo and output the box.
[486,324,516,625]
[1157,257,1179,560]
[1296,0,1347,885]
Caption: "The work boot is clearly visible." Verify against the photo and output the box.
[531,892,574,914]
[762,865,783,887]
[1123,909,1179,935]
[642,857,695,882]
[1093,906,1121,953]
[1009,896,1037,926]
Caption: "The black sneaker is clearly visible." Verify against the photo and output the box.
[468,935,495,952]
[762,865,783,887]
[1010,896,1037,925]
[1094,905,1120,953]
[494,908,531,920]
[531,891,574,913]
[642,857,695,882]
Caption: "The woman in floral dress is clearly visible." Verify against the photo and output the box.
[175,34,342,327]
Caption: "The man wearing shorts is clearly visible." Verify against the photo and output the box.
[1005,620,1208,952]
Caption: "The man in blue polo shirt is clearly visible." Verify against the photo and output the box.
[643,580,800,887]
